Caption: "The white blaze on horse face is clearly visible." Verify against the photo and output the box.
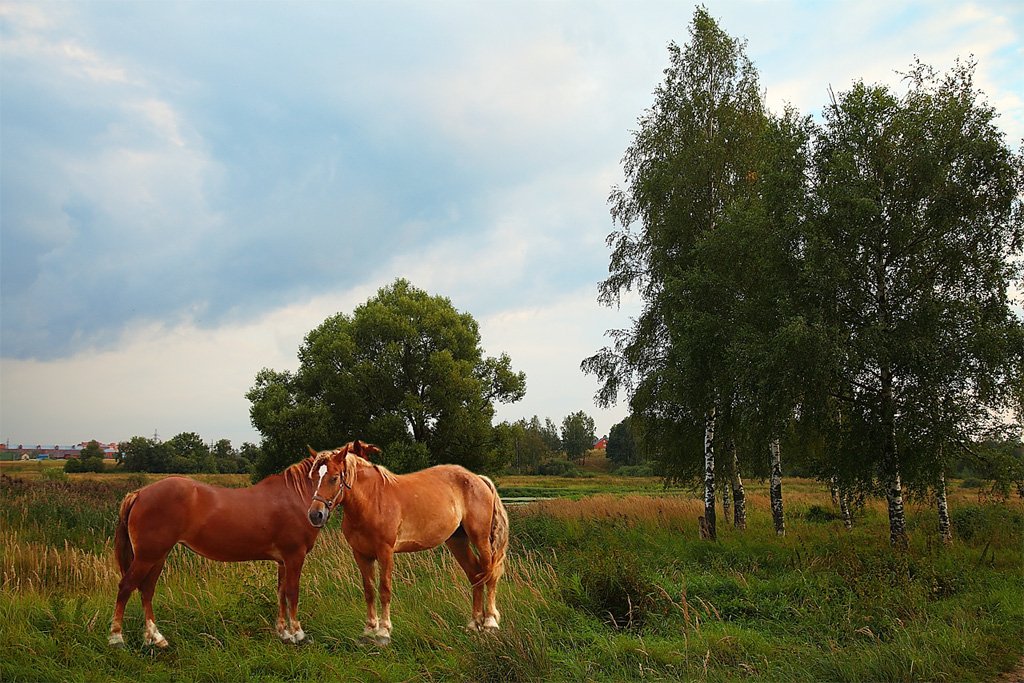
[317,464,328,491]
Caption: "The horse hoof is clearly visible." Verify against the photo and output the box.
[360,631,391,646]
[482,617,500,631]
[108,637,125,649]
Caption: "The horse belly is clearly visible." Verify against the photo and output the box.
[393,500,462,553]
[181,504,297,562]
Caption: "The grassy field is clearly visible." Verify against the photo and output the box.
[1,460,1021,682]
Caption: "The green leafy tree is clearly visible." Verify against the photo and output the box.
[583,7,766,540]
[539,417,562,452]
[65,440,106,473]
[561,411,596,464]
[118,436,171,473]
[606,418,639,467]
[505,417,554,474]
[807,59,1024,546]
[166,432,212,474]
[248,279,526,480]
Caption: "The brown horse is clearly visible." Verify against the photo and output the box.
[109,456,323,648]
[308,441,509,644]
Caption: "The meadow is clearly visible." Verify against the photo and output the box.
[1,458,1021,682]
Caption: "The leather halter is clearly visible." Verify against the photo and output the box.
[312,469,350,512]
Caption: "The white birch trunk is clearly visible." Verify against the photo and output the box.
[769,438,785,537]
[840,491,853,530]
[702,408,716,541]
[721,440,732,522]
[936,471,952,546]
[731,445,746,530]
[885,466,908,548]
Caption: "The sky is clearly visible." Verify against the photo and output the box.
[2,0,1022,450]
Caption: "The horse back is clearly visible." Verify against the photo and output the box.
[127,476,315,562]
[359,465,497,553]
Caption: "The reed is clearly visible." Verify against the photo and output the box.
[1,473,1021,682]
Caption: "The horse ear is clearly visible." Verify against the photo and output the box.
[351,440,378,461]
[307,445,318,458]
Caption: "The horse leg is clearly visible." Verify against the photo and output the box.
[445,536,485,630]
[139,558,169,647]
[464,521,500,630]
[274,561,293,642]
[283,555,306,643]
[352,551,380,641]
[109,559,155,647]
[483,570,502,631]
[376,548,395,644]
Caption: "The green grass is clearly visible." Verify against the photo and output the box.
[1,472,1021,681]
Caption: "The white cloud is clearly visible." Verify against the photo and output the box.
[0,287,376,446]
[482,287,641,438]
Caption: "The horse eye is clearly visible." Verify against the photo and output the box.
[330,475,340,484]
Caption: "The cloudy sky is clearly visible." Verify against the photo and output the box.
[2,1,1022,449]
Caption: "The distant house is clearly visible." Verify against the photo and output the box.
[593,436,608,450]
[0,442,118,460]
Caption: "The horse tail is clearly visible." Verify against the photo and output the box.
[114,491,139,576]
[480,476,508,585]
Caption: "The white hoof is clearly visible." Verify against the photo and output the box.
[290,628,306,643]
[108,632,125,648]
[144,634,169,648]
[482,616,500,631]
[144,621,169,648]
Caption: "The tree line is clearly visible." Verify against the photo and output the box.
[582,7,1023,546]
[113,434,260,475]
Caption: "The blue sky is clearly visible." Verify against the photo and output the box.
[2,1,1022,448]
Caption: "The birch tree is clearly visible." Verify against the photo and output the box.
[583,7,765,542]
[809,60,1024,547]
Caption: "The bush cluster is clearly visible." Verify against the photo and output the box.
[63,457,105,474]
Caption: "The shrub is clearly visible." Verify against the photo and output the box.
[562,551,660,630]
[39,468,68,483]
[804,504,842,523]
[951,503,1023,545]
[537,459,581,477]
[614,464,654,478]
[65,457,105,474]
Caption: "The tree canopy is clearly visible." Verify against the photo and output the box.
[585,8,1023,546]
[247,278,526,479]
[561,411,597,464]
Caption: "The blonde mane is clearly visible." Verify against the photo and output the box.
[306,443,396,488]
[283,458,316,496]
[346,452,397,486]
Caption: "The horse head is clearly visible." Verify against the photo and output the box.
[307,441,381,527]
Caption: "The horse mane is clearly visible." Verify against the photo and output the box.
[283,458,316,496]
[308,444,397,487]
[344,452,397,486]
[368,459,397,485]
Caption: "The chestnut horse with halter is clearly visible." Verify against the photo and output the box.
[108,456,323,648]
[308,441,509,645]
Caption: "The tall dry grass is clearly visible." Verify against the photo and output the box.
[1,529,118,593]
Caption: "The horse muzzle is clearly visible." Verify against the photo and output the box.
[308,494,337,528]
[308,505,328,528]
